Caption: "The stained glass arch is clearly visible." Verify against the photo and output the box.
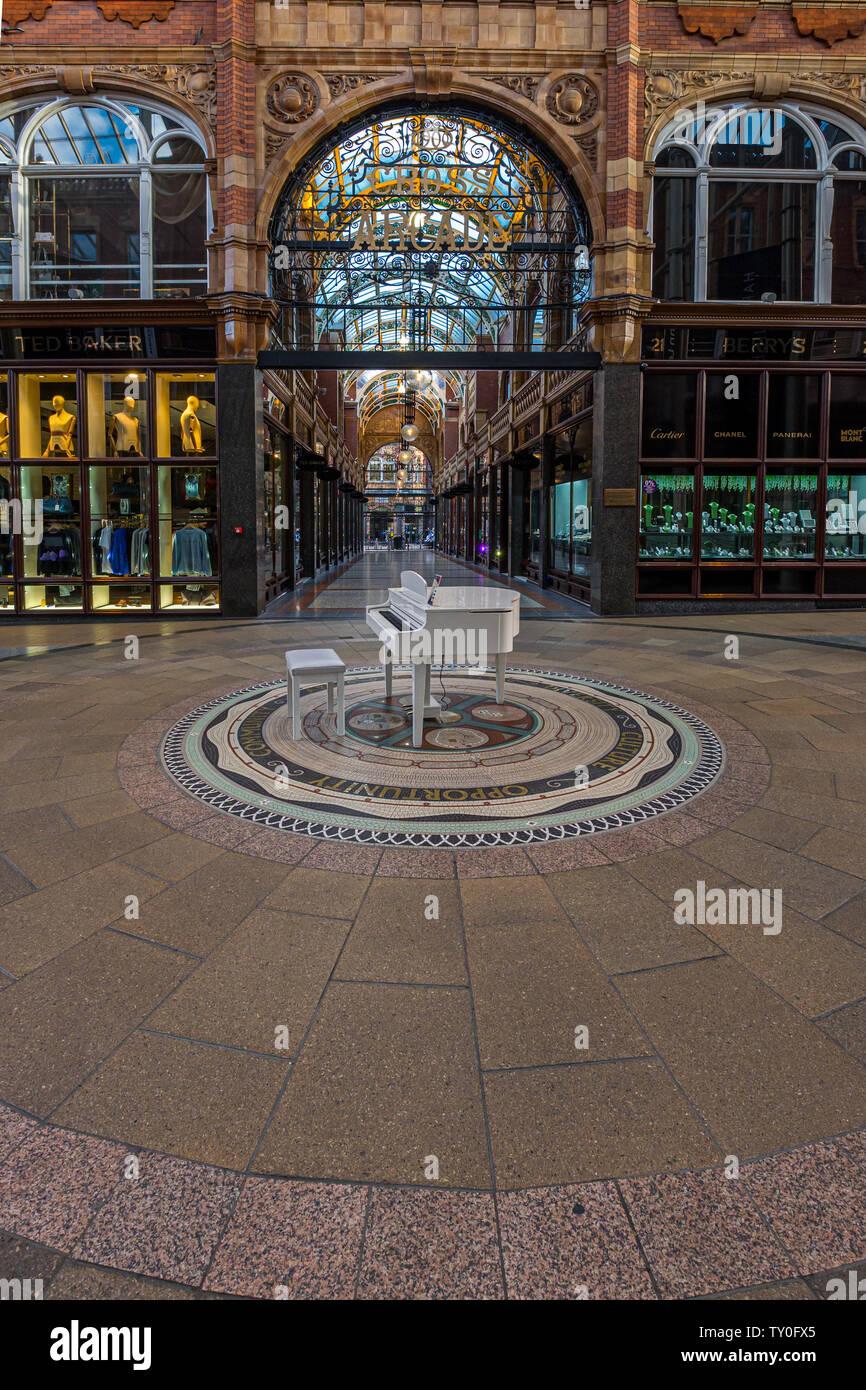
[270,102,593,353]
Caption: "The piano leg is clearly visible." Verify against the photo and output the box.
[411,661,427,748]
[384,659,393,699]
[495,651,506,705]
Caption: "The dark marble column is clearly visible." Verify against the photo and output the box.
[217,364,265,617]
[591,362,640,617]
[300,468,316,581]
[539,433,556,588]
[508,464,526,578]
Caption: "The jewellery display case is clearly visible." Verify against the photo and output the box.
[639,474,695,560]
[762,475,817,560]
[701,474,757,560]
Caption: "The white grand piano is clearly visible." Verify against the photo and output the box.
[366,570,520,747]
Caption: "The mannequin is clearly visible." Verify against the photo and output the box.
[180,395,204,454]
[110,396,142,457]
[0,411,8,456]
[43,396,76,458]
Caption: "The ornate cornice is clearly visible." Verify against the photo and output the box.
[3,1,54,21]
[676,4,759,44]
[95,1,175,24]
[792,4,866,45]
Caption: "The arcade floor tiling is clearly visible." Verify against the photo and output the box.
[0,551,865,1300]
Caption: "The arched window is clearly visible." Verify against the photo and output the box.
[0,96,210,300]
[651,103,866,304]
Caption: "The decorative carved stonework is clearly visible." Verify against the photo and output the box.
[323,74,379,99]
[95,1,175,23]
[96,63,217,126]
[266,74,320,125]
[792,5,866,45]
[546,76,599,126]
[676,4,758,43]
[575,131,598,171]
[4,1,53,20]
[645,69,754,123]
[266,131,291,166]
[819,71,866,100]
[486,74,541,103]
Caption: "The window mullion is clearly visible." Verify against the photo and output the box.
[696,171,708,301]
[140,166,152,298]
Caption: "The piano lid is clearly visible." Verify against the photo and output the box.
[400,571,429,601]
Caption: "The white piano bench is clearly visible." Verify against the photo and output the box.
[285,648,346,741]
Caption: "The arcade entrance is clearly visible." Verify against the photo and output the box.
[259,102,599,601]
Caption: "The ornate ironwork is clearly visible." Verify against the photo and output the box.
[269,105,592,355]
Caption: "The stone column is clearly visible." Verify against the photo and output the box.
[590,363,640,617]
[217,363,264,617]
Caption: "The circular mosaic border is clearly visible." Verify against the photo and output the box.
[159,667,725,849]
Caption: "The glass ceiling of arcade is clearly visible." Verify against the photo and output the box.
[272,110,588,352]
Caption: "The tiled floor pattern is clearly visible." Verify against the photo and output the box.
[0,553,865,1297]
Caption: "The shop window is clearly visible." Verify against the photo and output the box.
[157,464,218,585]
[651,104,866,303]
[21,583,83,611]
[641,373,697,459]
[17,373,78,459]
[829,375,866,460]
[0,459,12,580]
[639,473,695,559]
[825,473,866,560]
[155,373,216,457]
[20,463,82,579]
[763,475,818,559]
[159,581,219,611]
[85,372,147,458]
[0,375,8,461]
[703,373,760,458]
[701,474,758,559]
[766,374,820,459]
[89,465,151,579]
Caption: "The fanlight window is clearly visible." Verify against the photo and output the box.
[651,103,866,304]
[0,96,210,301]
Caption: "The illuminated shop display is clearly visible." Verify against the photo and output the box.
[0,367,219,614]
[639,365,866,598]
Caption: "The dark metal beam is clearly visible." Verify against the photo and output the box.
[258,350,601,371]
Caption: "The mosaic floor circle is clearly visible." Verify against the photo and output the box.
[159,667,725,848]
